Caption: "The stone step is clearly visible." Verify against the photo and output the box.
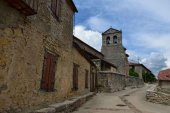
[33,92,95,113]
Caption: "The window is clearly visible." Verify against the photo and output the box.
[106,36,110,45]
[51,0,61,20]
[113,35,118,44]
[85,70,89,88]
[132,66,135,70]
[41,51,58,92]
[72,63,79,91]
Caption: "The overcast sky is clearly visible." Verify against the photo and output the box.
[73,0,170,75]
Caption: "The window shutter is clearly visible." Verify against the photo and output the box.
[41,52,51,91]
[51,0,56,14]
[73,64,76,90]
[85,70,89,88]
[58,0,62,20]
[51,0,61,20]
[73,64,79,91]
[49,55,57,91]
[75,66,78,90]
[41,51,58,92]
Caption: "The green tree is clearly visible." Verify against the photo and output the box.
[129,68,139,77]
[142,72,156,83]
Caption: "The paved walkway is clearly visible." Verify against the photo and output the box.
[73,85,170,113]
[73,87,138,113]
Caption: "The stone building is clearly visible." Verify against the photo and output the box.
[129,62,152,79]
[93,59,117,72]
[0,0,97,112]
[73,36,117,73]
[101,28,129,75]
[158,69,170,90]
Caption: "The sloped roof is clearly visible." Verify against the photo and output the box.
[102,59,117,68]
[66,0,78,12]
[102,28,121,35]
[158,69,170,81]
[73,36,104,59]
[129,62,151,73]
[73,43,96,67]
[73,36,117,69]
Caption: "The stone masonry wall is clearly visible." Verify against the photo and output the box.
[125,76,144,87]
[0,0,92,113]
[97,72,125,92]
[146,85,170,106]
[97,72,144,93]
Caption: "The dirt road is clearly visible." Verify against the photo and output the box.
[73,85,170,113]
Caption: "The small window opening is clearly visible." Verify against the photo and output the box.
[113,36,118,44]
[106,37,110,45]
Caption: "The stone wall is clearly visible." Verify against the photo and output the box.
[159,80,170,90]
[97,72,144,93]
[0,0,94,113]
[146,85,170,106]
[157,87,170,94]
[125,76,144,87]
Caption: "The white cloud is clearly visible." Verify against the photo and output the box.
[74,25,102,51]
[131,33,170,49]
[127,50,140,63]
[125,0,170,23]
[86,15,112,32]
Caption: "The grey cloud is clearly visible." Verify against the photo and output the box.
[141,52,167,75]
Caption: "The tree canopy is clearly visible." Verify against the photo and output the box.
[129,68,139,77]
[142,72,156,83]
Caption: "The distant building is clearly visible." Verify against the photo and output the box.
[129,63,152,79]
[101,28,129,75]
[158,69,170,89]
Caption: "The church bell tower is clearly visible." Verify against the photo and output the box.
[101,28,129,75]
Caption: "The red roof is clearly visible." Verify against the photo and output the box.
[158,69,170,81]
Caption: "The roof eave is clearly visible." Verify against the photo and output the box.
[70,0,78,12]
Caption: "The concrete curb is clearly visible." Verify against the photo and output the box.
[32,92,95,113]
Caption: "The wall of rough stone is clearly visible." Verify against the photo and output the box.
[146,85,170,106]
[97,72,144,93]
[97,72,125,92]
[157,87,170,94]
[159,81,170,89]
[125,76,144,87]
[0,0,92,113]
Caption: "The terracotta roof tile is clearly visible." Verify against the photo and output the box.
[158,69,170,81]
